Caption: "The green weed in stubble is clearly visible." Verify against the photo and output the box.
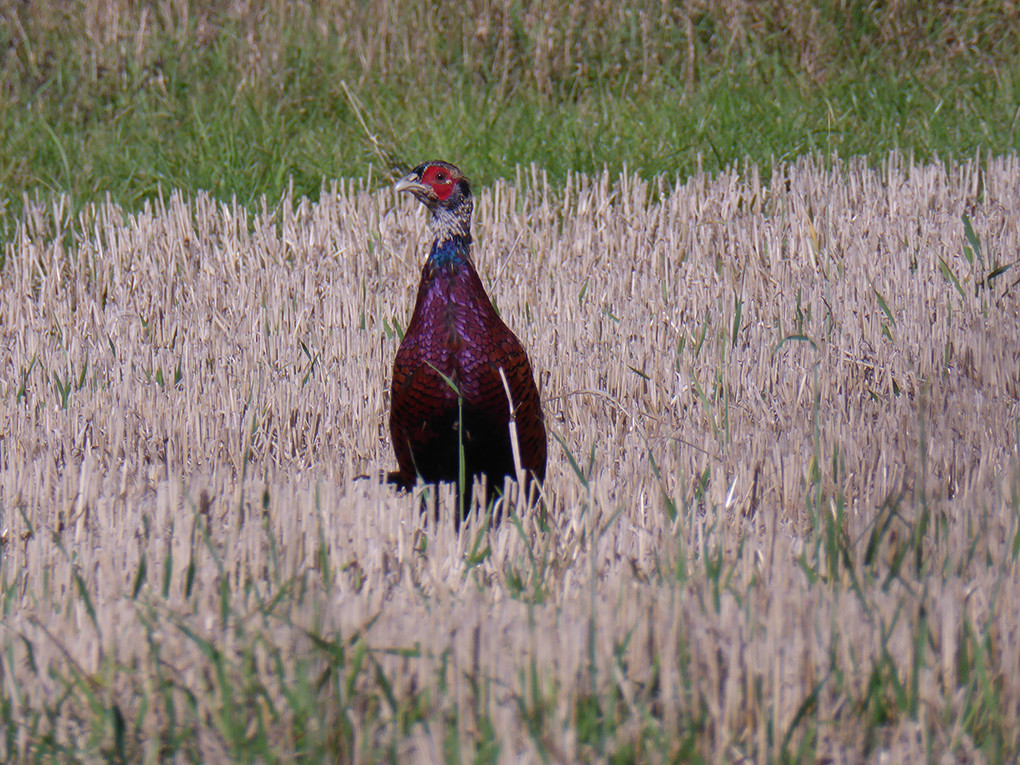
[298,339,319,386]
[956,605,1010,759]
[939,215,1017,314]
[465,501,493,570]
[863,492,905,586]
[502,509,551,602]
[773,329,854,587]
[962,214,1016,306]
[173,618,252,753]
[15,354,37,404]
[871,281,896,342]
[507,610,558,762]
[300,628,370,757]
[52,370,72,410]
[164,514,393,759]
[444,626,503,763]
[383,314,404,342]
[938,255,965,299]
[779,671,828,763]
[21,552,137,761]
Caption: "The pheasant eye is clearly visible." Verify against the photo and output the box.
[434,172,446,182]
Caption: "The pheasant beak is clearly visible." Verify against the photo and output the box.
[394,172,432,201]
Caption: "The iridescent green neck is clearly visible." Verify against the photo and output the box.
[428,234,472,268]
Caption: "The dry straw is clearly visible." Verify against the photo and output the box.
[1,153,1019,761]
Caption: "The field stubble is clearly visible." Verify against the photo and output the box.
[1,153,1019,761]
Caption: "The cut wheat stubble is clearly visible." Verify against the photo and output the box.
[0,153,1019,760]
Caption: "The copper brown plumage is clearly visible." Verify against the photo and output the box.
[387,161,547,510]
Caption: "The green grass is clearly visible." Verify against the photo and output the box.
[1,0,1019,233]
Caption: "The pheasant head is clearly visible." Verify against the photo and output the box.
[395,161,473,247]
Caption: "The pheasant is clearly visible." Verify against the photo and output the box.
[387,161,547,513]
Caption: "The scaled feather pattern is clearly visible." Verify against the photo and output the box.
[387,161,547,504]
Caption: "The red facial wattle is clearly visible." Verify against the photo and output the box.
[421,165,456,201]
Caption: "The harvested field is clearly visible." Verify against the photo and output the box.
[2,154,1019,762]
